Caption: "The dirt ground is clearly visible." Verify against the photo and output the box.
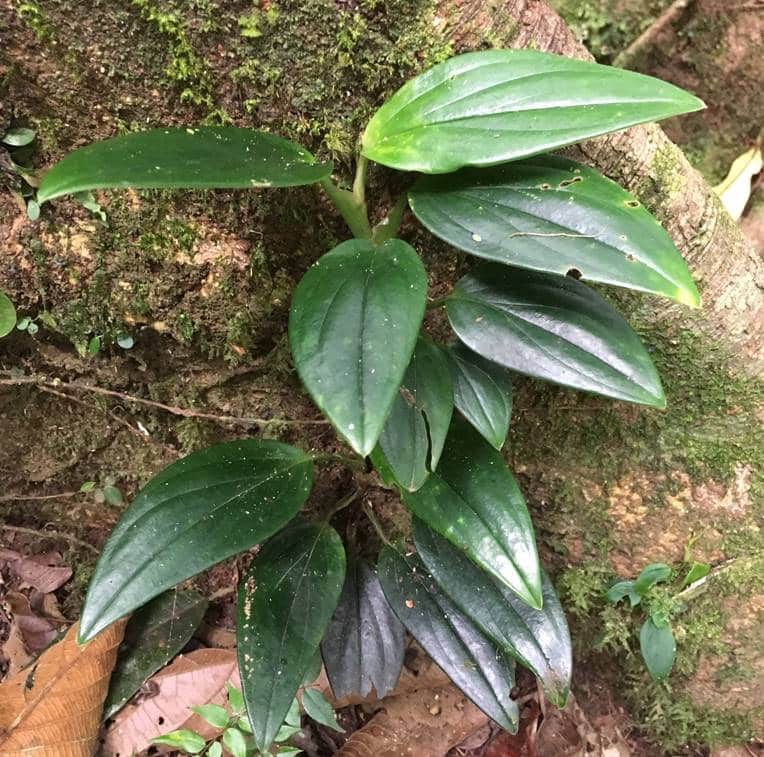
[1,0,762,754]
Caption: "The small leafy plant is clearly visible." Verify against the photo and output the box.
[35,50,703,750]
[607,560,710,680]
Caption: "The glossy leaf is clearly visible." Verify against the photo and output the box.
[289,239,427,456]
[606,581,641,607]
[302,688,344,733]
[378,546,519,733]
[447,265,665,407]
[237,520,345,753]
[192,704,230,729]
[362,50,704,173]
[37,127,333,204]
[409,156,699,307]
[151,729,206,753]
[0,292,16,338]
[372,338,453,491]
[402,418,542,608]
[447,343,512,450]
[79,439,313,641]
[2,127,36,147]
[103,589,208,718]
[640,618,676,680]
[681,562,710,589]
[222,727,247,757]
[321,557,405,699]
[635,563,672,593]
[414,520,571,706]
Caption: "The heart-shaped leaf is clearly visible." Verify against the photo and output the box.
[37,127,333,204]
[377,546,519,733]
[289,239,427,456]
[237,519,345,752]
[103,589,209,718]
[447,343,512,450]
[413,520,571,706]
[447,265,664,407]
[362,50,703,173]
[321,556,405,699]
[640,618,676,681]
[409,156,699,307]
[79,440,313,641]
[371,338,453,491]
[402,417,542,608]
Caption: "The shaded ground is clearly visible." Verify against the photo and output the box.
[1,0,762,754]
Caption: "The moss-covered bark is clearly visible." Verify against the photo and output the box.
[1,0,762,752]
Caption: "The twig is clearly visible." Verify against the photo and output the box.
[0,373,329,428]
[362,500,393,547]
[1,524,99,554]
[325,488,362,520]
[614,0,695,69]
[0,491,79,502]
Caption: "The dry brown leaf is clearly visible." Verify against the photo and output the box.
[0,619,126,757]
[714,146,763,221]
[0,549,72,594]
[102,647,240,756]
[5,592,63,653]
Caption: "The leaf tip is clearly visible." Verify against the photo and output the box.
[676,284,701,309]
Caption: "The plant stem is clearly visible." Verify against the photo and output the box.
[319,176,372,240]
[372,193,408,244]
[311,452,365,471]
[325,488,361,521]
[426,296,449,310]
[1,524,99,554]
[352,154,368,208]
[362,500,393,547]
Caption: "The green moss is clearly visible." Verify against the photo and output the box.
[15,0,53,40]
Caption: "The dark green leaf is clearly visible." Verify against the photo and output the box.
[302,649,323,685]
[321,557,405,699]
[289,239,427,456]
[222,727,248,757]
[37,127,333,204]
[447,265,665,407]
[681,562,710,589]
[362,50,703,173]
[635,563,671,594]
[103,589,208,718]
[640,618,676,680]
[409,156,699,307]
[302,688,344,733]
[447,343,512,450]
[413,520,571,706]
[191,704,230,729]
[606,581,641,607]
[0,292,16,338]
[372,338,453,491]
[284,698,301,728]
[402,418,542,608]
[151,729,206,753]
[237,519,346,752]
[378,546,519,733]
[79,439,313,641]
[2,127,36,147]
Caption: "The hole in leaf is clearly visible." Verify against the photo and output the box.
[626,199,640,208]
[566,268,583,280]
[626,252,636,261]
[538,183,552,190]
[559,176,583,187]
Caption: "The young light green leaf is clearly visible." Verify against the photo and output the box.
[102,484,123,506]
[227,682,245,714]
[103,589,208,718]
[191,704,230,730]
[208,742,223,757]
[2,127,36,147]
[0,292,16,338]
[236,715,253,734]
[237,519,346,753]
[606,581,641,607]
[372,338,453,491]
[447,344,512,450]
[275,723,302,742]
[16,316,31,331]
[79,439,313,641]
[413,520,571,706]
[640,618,676,680]
[635,563,672,594]
[302,688,344,733]
[276,748,303,757]
[362,50,703,173]
[222,727,248,757]
[289,239,427,456]
[37,127,333,204]
[409,156,699,307]
[402,418,542,608]
[321,557,405,699]
[151,729,206,754]
[447,265,665,407]
[681,562,710,589]
[378,546,519,733]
